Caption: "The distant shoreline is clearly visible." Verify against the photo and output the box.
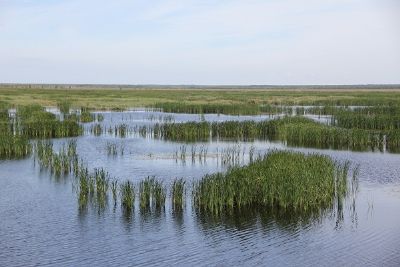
[1,83,400,91]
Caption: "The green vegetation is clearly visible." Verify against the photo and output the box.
[325,106,400,152]
[332,107,400,131]
[34,139,356,222]
[36,140,79,177]
[2,86,400,111]
[153,102,295,115]
[18,105,82,138]
[79,108,104,123]
[0,110,31,159]
[152,117,392,151]
[57,100,71,114]
[0,134,31,159]
[193,150,351,215]
[139,177,167,211]
[171,178,185,211]
[80,110,95,123]
[120,181,135,211]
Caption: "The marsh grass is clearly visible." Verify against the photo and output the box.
[171,178,185,211]
[33,137,357,222]
[332,109,400,131]
[139,177,154,210]
[17,105,82,138]
[80,110,95,123]
[152,180,166,210]
[193,150,353,216]
[36,140,78,177]
[0,110,31,159]
[154,116,399,152]
[0,134,31,159]
[57,100,71,115]
[120,181,135,211]
[153,102,261,115]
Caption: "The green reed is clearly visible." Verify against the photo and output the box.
[152,102,261,115]
[152,180,166,210]
[0,134,31,159]
[17,105,82,138]
[120,181,135,210]
[152,102,297,115]
[0,110,31,159]
[35,140,78,177]
[139,177,154,210]
[332,109,400,131]
[80,110,95,123]
[94,168,110,203]
[57,100,71,115]
[153,116,399,152]
[171,178,185,211]
[193,150,353,216]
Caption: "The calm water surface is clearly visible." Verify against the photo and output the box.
[1,110,400,266]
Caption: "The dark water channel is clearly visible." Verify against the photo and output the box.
[1,110,399,266]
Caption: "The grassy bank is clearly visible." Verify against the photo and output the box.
[2,87,400,111]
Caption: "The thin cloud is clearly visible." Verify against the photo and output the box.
[0,0,399,84]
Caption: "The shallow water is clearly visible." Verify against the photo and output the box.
[1,110,400,266]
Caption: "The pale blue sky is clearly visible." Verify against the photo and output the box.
[0,0,399,85]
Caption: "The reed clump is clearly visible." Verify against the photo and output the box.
[171,178,185,211]
[154,116,398,151]
[0,134,31,159]
[120,181,135,210]
[193,150,351,215]
[80,110,95,123]
[332,109,400,131]
[17,105,82,138]
[35,140,78,177]
[0,110,31,159]
[152,102,261,115]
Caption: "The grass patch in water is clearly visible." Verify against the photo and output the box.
[193,150,351,216]
[154,116,398,152]
[17,105,82,138]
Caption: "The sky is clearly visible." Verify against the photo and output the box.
[0,0,399,85]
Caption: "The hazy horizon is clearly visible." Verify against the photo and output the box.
[1,0,399,85]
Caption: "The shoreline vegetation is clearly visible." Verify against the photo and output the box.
[1,85,400,111]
